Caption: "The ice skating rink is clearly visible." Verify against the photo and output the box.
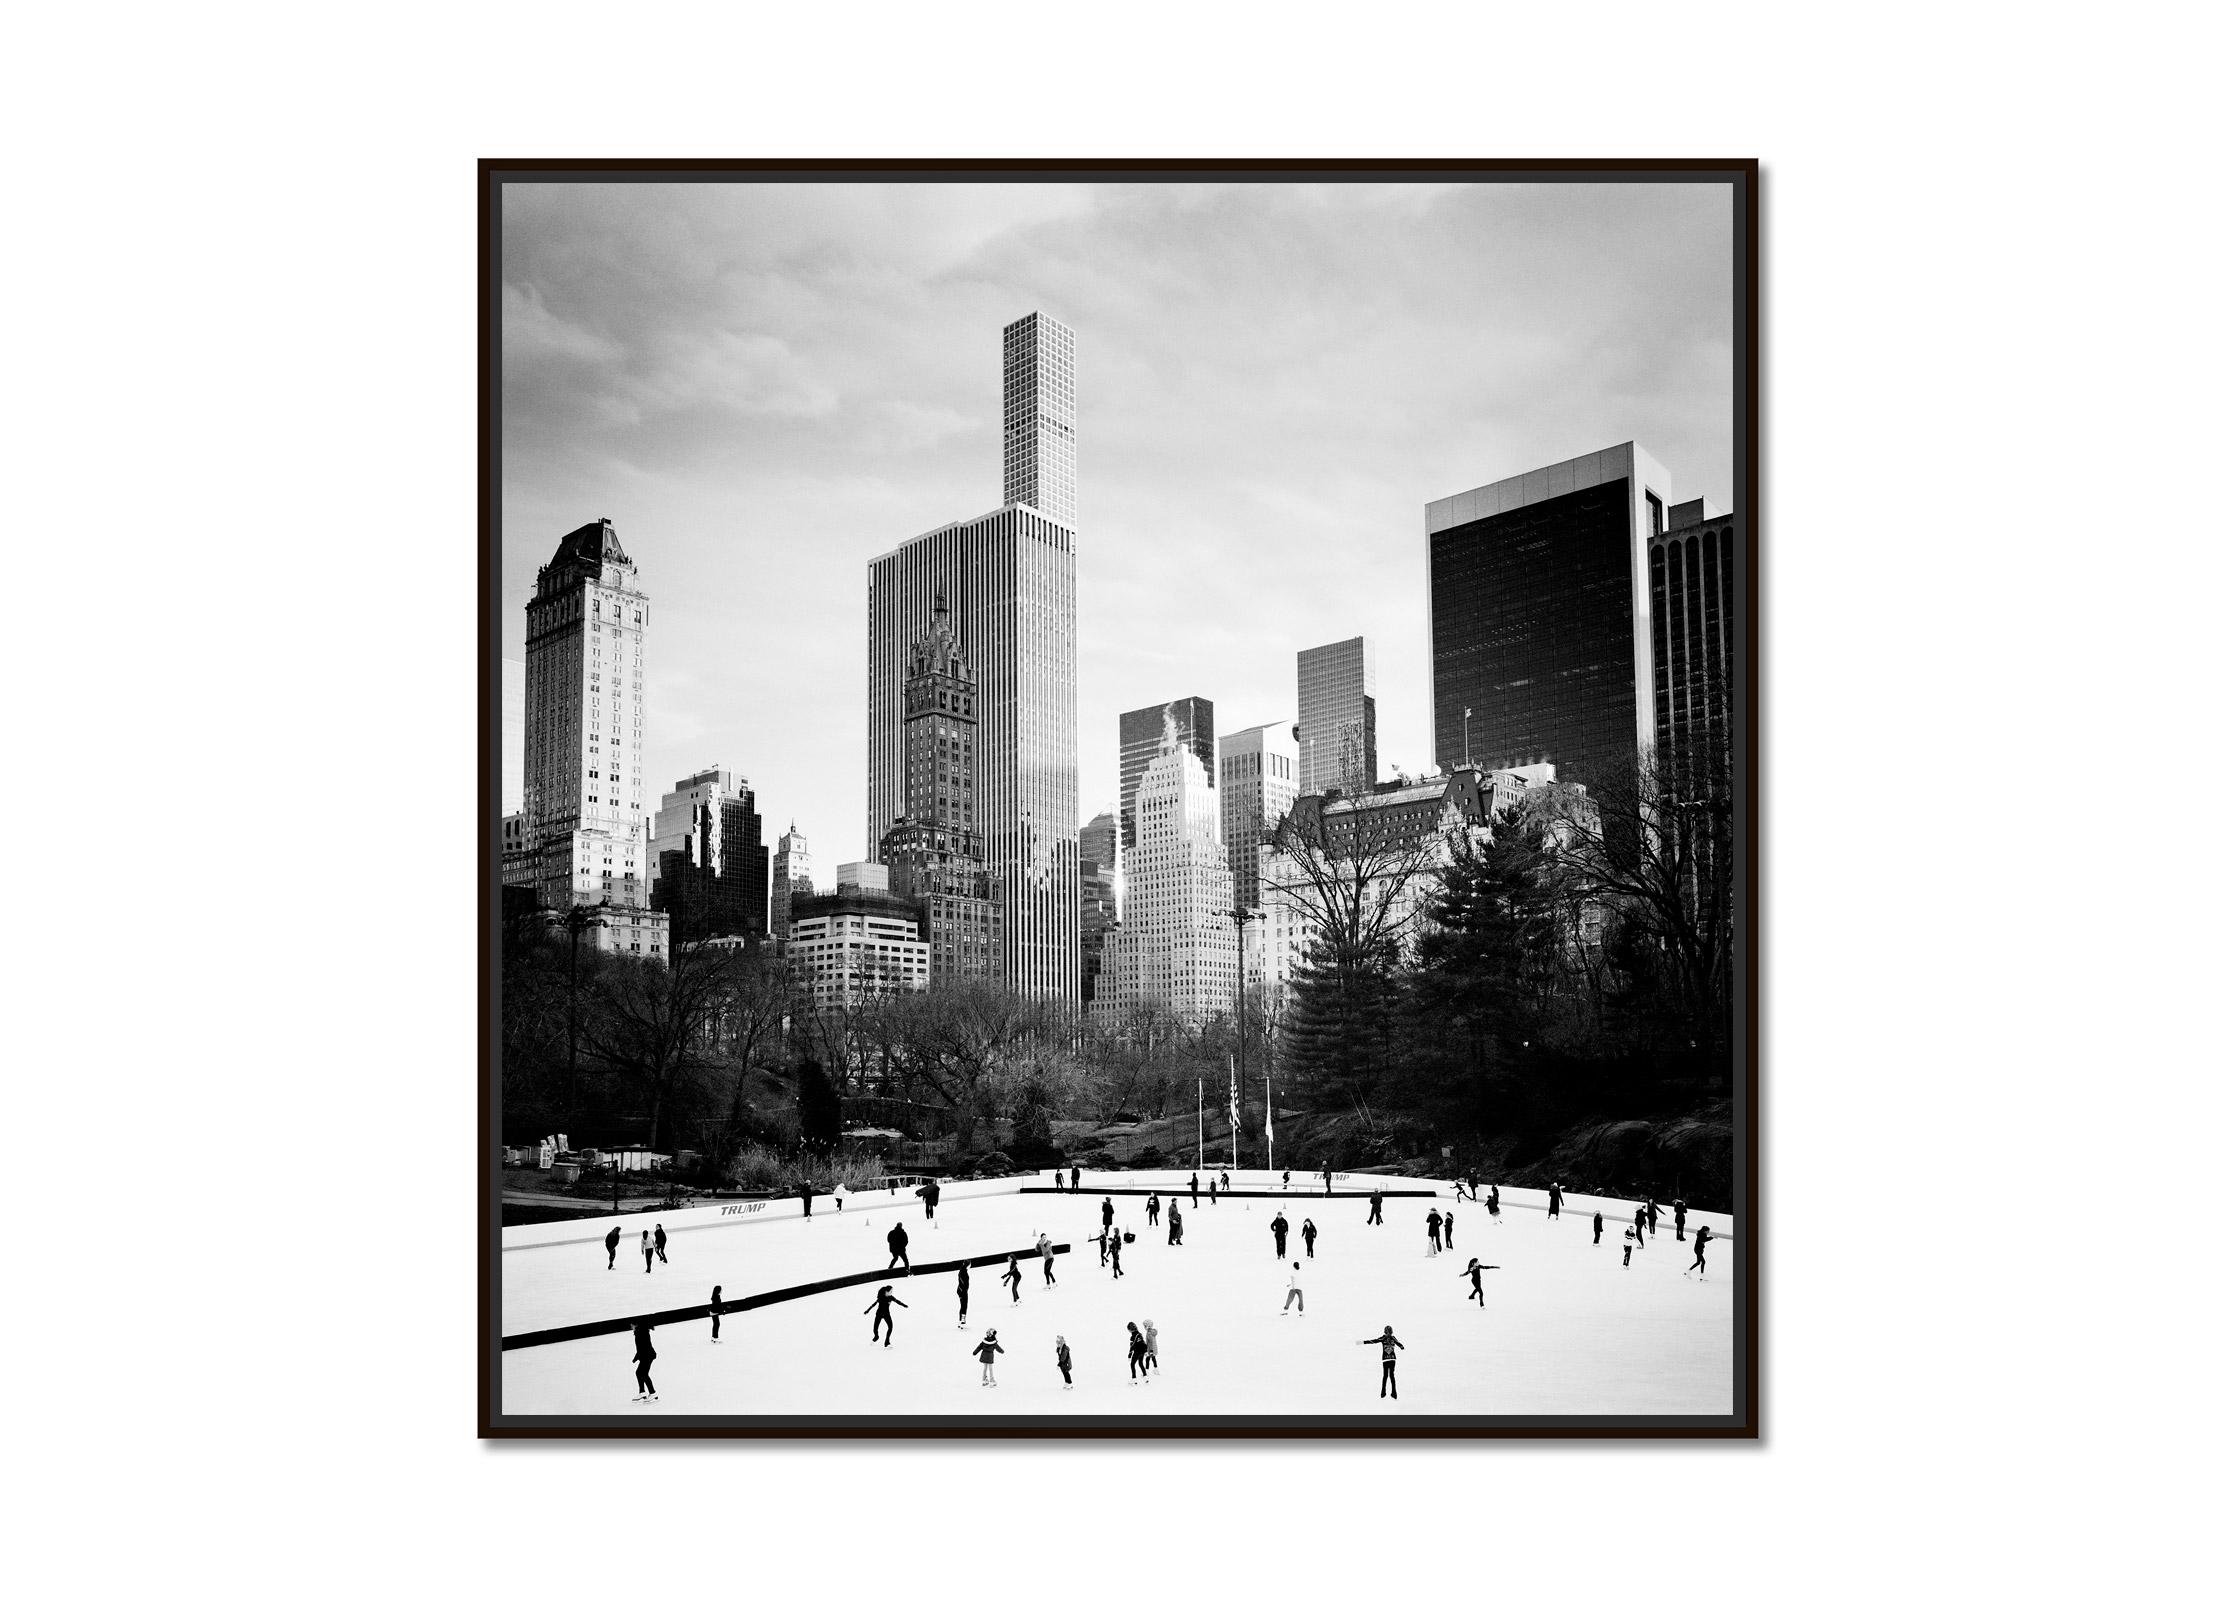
[500,1175,1733,1419]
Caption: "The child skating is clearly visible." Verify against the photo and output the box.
[865,1284,908,1346]
[1361,1326,1405,1399]
[1459,1257,1497,1306]
[971,1328,1005,1386]
[1143,1320,1159,1373]
[1001,1254,1023,1304]
[1281,1266,1306,1316]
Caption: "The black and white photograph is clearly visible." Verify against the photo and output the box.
[483,163,1756,1435]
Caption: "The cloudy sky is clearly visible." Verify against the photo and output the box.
[499,179,1732,880]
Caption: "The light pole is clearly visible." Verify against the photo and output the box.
[1222,904,1263,1169]
[1462,706,1472,770]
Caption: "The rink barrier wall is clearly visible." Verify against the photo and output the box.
[501,1172,1037,1252]
[501,1244,1074,1351]
[1019,1185,1437,1200]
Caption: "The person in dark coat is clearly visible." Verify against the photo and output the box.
[1547,1182,1563,1218]
[1647,1200,1662,1238]
[1095,1227,1108,1267]
[1368,1189,1384,1225]
[1189,1172,1200,1207]
[1101,1196,1115,1231]
[1442,1211,1455,1250]
[886,1222,910,1271]
[604,1225,621,1270]
[1126,1321,1149,1383]
[1362,1326,1405,1398]
[1686,1225,1712,1277]
[865,1284,907,1345]
[1271,1212,1290,1259]
[1038,1231,1057,1285]
[1071,1165,1082,1192]
[1424,1209,1443,1257]
[799,1180,814,1219]
[709,1285,724,1342]
[1592,1212,1605,1246]
[971,1329,1005,1386]
[1167,1198,1183,1245]
[919,1179,941,1223]
[1487,1187,1501,1221]
[1675,1199,1689,1236]
[1322,1164,1333,1196]
[653,1223,668,1264]
[631,1320,658,1400]
[1108,1228,1126,1278]
[955,1262,971,1327]
[1055,1334,1073,1388]
[1459,1257,1496,1306]
[1001,1254,1024,1303]
[1146,1194,1160,1227]
[1222,1171,1232,1192]
[1301,1217,1318,1258]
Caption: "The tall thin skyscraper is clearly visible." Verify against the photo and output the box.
[1649,498,1735,783]
[1217,721,1299,909]
[523,518,651,910]
[1296,637,1377,794]
[1002,311,1077,524]
[1423,442,1672,784]
[1118,697,1214,850]
[868,314,1080,1004]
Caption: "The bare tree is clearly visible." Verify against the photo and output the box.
[577,939,737,1151]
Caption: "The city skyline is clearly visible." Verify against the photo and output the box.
[499,183,1733,877]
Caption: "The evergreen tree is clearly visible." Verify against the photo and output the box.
[1279,931,1404,1104]
[797,1054,844,1151]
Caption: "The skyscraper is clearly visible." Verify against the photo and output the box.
[1002,311,1077,524]
[1296,637,1377,794]
[1118,697,1215,850]
[770,822,812,944]
[1649,498,1736,781]
[879,592,997,985]
[522,518,653,912]
[1217,721,1299,909]
[867,314,1080,1004]
[1423,442,1673,785]
[649,767,769,943]
[1089,741,1237,1025]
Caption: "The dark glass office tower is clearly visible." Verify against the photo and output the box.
[1424,443,1671,787]
[1118,697,1214,849]
[1649,499,1736,789]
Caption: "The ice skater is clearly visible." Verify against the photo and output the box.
[1674,1199,1689,1236]
[886,1221,910,1272]
[1167,1198,1183,1245]
[798,1180,814,1219]
[1094,1227,1108,1267]
[641,1229,656,1273]
[1189,1172,1200,1207]
[1633,1204,1648,1241]
[709,1285,724,1343]
[1038,1231,1056,1285]
[1425,1208,1443,1257]
[1282,1168,1292,1191]
[1143,1320,1160,1373]
[1109,1227,1126,1279]
[971,1328,1005,1386]
[1622,1225,1637,1267]
[865,1284,907,1346]
[653,1223,668,1264]
[1647,1200,1662,1238]
[1272,1212,1290,1259]
[1322,1164,1333,1196]
[1282,1265,1306,1316]
[1221,1171,1232,1192]
[833,1181,849,1212]
[604,1225,621,1270]
[1361,1326,1405,1398]
[1055,1334,1073,1388]
[1686,1225,1712,1277]
[1368,1189,1385,1226]
[919,1178,942,1224]
[631,1319,658,1401]
[1001,1254,1024,1304]
[1487,1187,1501,1222]
[1592,1211,1604,1246]
[1126,1321,1150,1383]
[1070,1165,1082,1193]
[1547,1182,1563,1218]
[1459,1257,1497,1306]
[1101,1196,1115,1233]
[956,1262,972,1327]
[1442,1211,1456,1251]
[1453,1177,1468,1203]
[1146,1193,1161,1228]
[1301,1217,1318,1258]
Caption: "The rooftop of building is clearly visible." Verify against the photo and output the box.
[545,517,632,571]
[1425,442,1672,536]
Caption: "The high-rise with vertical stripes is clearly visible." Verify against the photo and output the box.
[867,313,1080,1004]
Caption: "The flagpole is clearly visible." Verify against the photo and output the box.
[1266,1075,1274,1173]
[1197,1078,1204,1171]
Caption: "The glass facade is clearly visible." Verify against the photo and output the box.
[1427,477,1647,786]
[1296,637,1377,794]
[1118,697,1215,850]
[1650,512,1735,785]
[1001,312,1077,524]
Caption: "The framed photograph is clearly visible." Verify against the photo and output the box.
[481,159,1757,1438]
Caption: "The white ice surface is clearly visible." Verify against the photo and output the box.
[501,1176,1733,1419]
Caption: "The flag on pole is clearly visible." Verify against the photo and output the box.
[1265,1077,1274,1162]
[1228,1057,1240,1132]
